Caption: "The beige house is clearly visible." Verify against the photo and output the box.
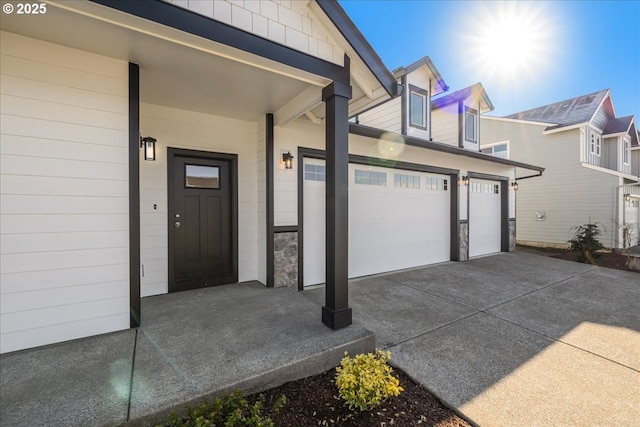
[481,89,640,249]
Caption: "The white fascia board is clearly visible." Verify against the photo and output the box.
[542,122,591,135]
[581,162,639,181]
[481,116,555,127]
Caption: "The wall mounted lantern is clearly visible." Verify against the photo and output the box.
[624,193,631,202]
[461,175,470,186]
[140,136,157,161]
[511,181,519,191]
[282,151,294,169]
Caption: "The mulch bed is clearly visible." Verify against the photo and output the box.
[517,245,639,273]
[255,367,470,427]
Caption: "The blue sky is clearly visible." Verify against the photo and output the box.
[340,1,640,117]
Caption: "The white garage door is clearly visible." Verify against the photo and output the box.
[303,159,450,287]
[469,178,502,257]
[625,199,639,245]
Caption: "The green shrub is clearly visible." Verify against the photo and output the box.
[568,222,605,263]
[161,390,285,427]
[335,350,403,411]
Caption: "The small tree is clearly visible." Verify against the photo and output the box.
[568,222,605,264]
[618,222,637,263]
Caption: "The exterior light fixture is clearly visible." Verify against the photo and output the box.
[140,136,157,161]
[511,181,519,191]
[624,193,631,202]
[461,175,470,186]
[282,151,294,169]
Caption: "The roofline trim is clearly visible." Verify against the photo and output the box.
[482,116,555,127]
[315,0,399,97]
[542,121,590,134]
[348,123,545,173]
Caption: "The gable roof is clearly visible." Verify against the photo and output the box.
[504,89,609,130]
[603,115,634,135]
[391,56,449,95]
[431,82,494,113]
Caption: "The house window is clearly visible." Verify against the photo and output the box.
[590,131,601,156]
[465,107,478,143]
[304,164,325,181]
[355,169,386,186]
[481,142,509,159]
[623,138,630,165]
[425,177,448,191]
[409,85,428,130]
[470,182,481,193]
[394,173,420,188]
[185,165,219,189]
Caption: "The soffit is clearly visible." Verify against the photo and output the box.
[0,1,326,121]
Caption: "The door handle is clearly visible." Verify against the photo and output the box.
[175,221,181,228]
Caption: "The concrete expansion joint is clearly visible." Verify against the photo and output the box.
[384,277,477,312]
[485,310,640,374]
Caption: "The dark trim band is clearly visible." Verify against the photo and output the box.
[266,114,275,287]
[90,0,349,84]
[274,225,298,233]
[350,123,545,173]
[128,63,141,328]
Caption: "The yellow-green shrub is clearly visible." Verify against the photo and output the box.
[335,350,403,411]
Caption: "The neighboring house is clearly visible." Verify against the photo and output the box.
[0,0,543,354]
[481,89,640,249]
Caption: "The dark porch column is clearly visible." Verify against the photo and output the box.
[322,81,352,329]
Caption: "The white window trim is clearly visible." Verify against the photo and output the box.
[464,107,478,143]
[590,129,601,157]
[480,140,510,159]
[408,84,429,131]
[623,137,630,165]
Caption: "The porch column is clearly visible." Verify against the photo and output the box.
[322,81,352,329]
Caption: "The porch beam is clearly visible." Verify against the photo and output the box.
[274,86,322,127]
[322,78,352,330]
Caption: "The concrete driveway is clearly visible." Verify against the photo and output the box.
[305,251,640,426]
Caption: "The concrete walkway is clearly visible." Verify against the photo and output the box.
[0,282,374,426]
[2,252,638,426]
[303,251,640,426]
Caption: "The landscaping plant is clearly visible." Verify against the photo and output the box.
[162,390,285,427]
[335,350,403,411]
[568,221,605,264]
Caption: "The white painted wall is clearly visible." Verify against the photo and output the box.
[274,118,515,227]
[0,32,130,353]
[431,103,459,146]
[163,0,346,65]
[140,103,261,296]
[357,97,402,134]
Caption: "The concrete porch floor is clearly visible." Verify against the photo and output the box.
[0,282,374,427]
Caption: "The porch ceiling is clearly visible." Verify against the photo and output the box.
[0,1,328,122]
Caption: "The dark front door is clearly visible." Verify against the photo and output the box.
[168,149,238,292]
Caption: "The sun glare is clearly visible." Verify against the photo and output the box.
[465,2,554,82]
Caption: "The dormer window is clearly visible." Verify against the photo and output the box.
[590,131,601,156]
[465,107,478,143]
[409,85,429,130]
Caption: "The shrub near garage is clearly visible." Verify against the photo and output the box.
[335,350,403,411]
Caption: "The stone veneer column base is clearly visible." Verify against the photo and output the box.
[274,231,298,288]
[508,219,516,252]
[459,221,469,261]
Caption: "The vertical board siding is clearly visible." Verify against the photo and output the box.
[481,118,621,248]
[0,32,129,353]
[139,103,259,297]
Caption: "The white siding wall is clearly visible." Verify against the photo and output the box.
[0,32,130,353]
[482,118,621,248]
[163,0,345,65]
[140,104,260,296]
[274,119,515,226]
[431,103,459,146]
[357,97,402,134]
